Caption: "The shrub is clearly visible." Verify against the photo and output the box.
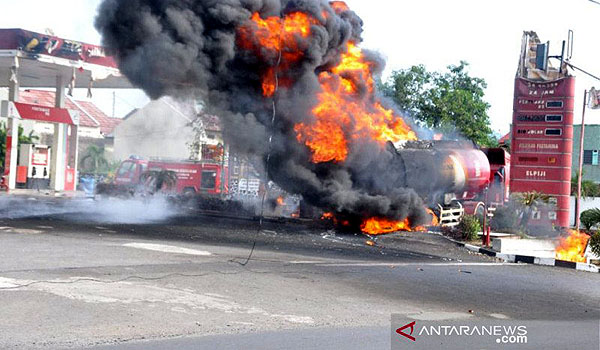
[590,232,600,258]
[458,215,481,241]
[580,209,600,231]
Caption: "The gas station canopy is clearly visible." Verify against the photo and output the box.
[0,28,131,89]
[0,29,132,193]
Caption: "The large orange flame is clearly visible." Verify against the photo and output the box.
[237,11,318,97]
[238,8,417,164]
[295,42,417,163]
[555,230,589,263]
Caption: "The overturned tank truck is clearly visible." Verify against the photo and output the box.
[391,141,510,227]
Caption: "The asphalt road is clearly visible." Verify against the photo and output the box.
[0,197,599,350]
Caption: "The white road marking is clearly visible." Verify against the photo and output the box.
[0,278,20,288]
[288,260,329,264]
[0,228,44,235]
[123,243,212,256]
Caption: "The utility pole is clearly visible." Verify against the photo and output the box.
[112,91,116,118]
[575,90,588,232]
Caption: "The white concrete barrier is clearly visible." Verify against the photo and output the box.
[492,238,556,258]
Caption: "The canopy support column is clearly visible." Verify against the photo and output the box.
[50,76,67,191]
[4,58,19,190]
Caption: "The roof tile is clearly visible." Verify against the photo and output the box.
[19,90,121,135]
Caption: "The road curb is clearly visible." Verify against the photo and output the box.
[432,232,600,274]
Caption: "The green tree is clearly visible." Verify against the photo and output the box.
[0,122,39,169]
[80,145,109,174]
[580,209,600,231]
[383,61,496,147]
[140,170,178,193]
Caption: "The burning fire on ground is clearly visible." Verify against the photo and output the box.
[555,230,590,263]
[360,208,439,235]
[321,208,439,235]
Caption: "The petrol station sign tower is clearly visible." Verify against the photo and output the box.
[510,32,575,228]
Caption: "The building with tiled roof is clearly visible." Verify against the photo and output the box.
[0,88,123,165]
[15,89,121,138]
[498,132,511,146]
[113,97,223,161]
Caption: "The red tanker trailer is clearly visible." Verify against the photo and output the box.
[392,141,511,226]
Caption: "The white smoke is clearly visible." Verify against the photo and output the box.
[0,196,177,224]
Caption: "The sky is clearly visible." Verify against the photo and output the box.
[0,0,599,135]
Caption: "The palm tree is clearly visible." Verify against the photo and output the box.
[140,170,178,193]
[81,145,108,174]
[514,191,551,230]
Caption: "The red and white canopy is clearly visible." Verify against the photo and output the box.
[1,100,79,125]
[0,28,131,89]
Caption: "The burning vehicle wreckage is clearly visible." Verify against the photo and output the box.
[95,0,509,235]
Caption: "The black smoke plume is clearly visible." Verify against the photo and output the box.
[95,0,429,227]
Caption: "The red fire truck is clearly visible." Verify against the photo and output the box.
[109,156,228,196]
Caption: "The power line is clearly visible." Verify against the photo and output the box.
[566,62,600,82]
[590,0,600,5]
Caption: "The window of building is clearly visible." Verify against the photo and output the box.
[531,211,541,220]
[545,129,562,136]
[546,101,563,108]
[583,150,600,165]
[545,115,563,122]
[548,211,557,220]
